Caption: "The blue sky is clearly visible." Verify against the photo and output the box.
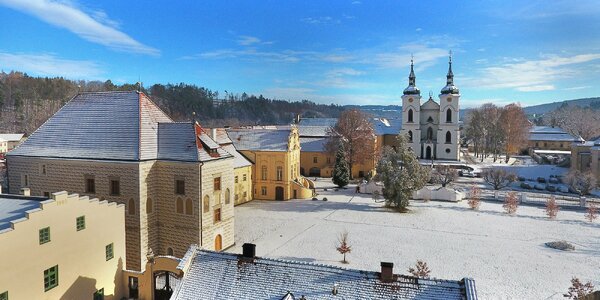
[1,0,600,107]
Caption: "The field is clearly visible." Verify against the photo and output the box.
[233,180,600,299]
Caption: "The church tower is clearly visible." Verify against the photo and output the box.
[436,53,460,160]
[401,57,422,154]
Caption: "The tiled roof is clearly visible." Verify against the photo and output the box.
[0,134,24,142]
[529,133,583,142]
[529,126,566,134]
[297,118,403,137]
[222,144,252,168]
[197,131,232,162]
[171,247,477,300]
[297,126,330,137]
[203,128,233,144]
[157,123,199,162]
[299,137,330,152]
[297,118,338,127]
[0,194,48,232]
[373,117,402,135]
[8,91,172,161]
[226,128,291,151]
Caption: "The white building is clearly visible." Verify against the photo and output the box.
[401,55,460,160]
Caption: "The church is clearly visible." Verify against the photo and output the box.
[401,55,461,161]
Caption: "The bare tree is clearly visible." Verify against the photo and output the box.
[566,170,597,196]
[336,231,352,264]
[503,191,519,214]
[499,103,531,161]
[408,260,431,278]
[468,185,481,210]
[564,277,595,299]
[432,165,458,187]
[326,109,375,179]
[483,167,517,190]
[545,196,560,219]
[545,106,600,141]
[586,204,598,223]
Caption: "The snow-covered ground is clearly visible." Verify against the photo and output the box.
[233,181,600,300]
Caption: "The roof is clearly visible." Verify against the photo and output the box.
[297,125,330,137]
[529,126,567,134]
[8,91,172,161]
[0,194,47,232]
[171,247,477,300]
[157,123,200,161]
[420,97,440,110]
[373,117,402,135]
[299,137,330,152]
[222,144,252,168]
[297,118,338,127]
[226,128,291,152]
[529,133,583,142]
[0,134,24,142]
[204,128,233,144]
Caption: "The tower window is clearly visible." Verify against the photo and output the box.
[446,108,452,123]
[446,131,452,144]
[427,127,433,140]
[407,109,413,123]
[408,130,413,142]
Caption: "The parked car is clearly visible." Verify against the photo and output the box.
[520,182,533,189]
[463,171,475,178]
[534,184,546,190]
[558,186,569,193]
[537,177,546,183]
[548,178,559,184]
[518,176,526,182]
[546,185,557,192]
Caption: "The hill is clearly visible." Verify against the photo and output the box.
[523,97,600,115]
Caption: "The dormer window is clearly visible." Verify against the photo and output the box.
[427,116,434,123]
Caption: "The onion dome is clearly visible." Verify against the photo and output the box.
[440,52,460,95]
[403,57,421,95]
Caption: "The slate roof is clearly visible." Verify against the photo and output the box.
[299,137,329,152]
[0,194,48,232]
[157,123,199,162]
[0,134,24,142]
[8,91,172,161]
[226,128,291,152]
[171,247,478,300]
[297,118,338,127]
[297,118,403,137]
[297,125,330,137]
[222,144,252,168]
[528,126,583,142]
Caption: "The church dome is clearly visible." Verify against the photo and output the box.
[440,54,459,95]
[403,59,421,95]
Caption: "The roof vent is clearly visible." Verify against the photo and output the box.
[242,243,256,258]
[380,262,394,282]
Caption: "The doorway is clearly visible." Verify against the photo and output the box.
[275,186,284,200]
[425,146,432,160]
[214,234,222,251]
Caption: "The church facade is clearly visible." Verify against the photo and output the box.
[401,56,461,161]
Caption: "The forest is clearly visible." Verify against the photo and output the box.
[0,71,345,134]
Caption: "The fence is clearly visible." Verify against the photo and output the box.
[477,189,598,210]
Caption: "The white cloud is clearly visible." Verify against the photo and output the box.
[415,28,422,32]
[236,35,273,46]
[0,52,103,79]
[466,53,600,92]
[301,16,340,25]
[563,86,590,91]
[0,0,159,55]
[370,44,449,70]
[183,49,303,63]
[327,68,363,77]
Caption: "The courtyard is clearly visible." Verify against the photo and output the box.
[233,179,600,299]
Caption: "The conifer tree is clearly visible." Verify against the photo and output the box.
[332,142,350,188]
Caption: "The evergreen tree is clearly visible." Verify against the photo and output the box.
[332,142,350,188]
[376,134,430,211]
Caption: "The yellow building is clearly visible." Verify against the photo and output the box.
[571,138,600,180]
[7,91,236,272]
[0,190,126,300]
[227,126,314,200]
[528,126,584,154]
[0,133,25,152]
[0,138,7,154]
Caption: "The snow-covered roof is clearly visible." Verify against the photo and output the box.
[0,194,48,232]
[373,117,402,135]
[172,246,478,300]
[529,126,567,134]
[299,137,329,152]
[222,144,252,168]
[226,128,291,152]
[0,134,24,142]
[298,125,330,137]
[528,126,583,142]
[297,118,338,127]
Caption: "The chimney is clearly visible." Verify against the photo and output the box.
[242,243,256,258]
[20,187,31,196]
[380,262,394,282]
[0,185,3,194]
[211,128,218,141]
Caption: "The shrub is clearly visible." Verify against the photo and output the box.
[408,260,431,279]
[545,196,560,219]
[468,185,481,210]
[564,277,594,299]
[503,191,519,214]
[336,231,351,264]
[586,204,598,223]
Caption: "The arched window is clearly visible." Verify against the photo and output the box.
[225,188,231,204]
[446,131,451,144]
[185,198,193,215]
[203,195,210,213]
[407,109,413,123]
[408,130,413,142]
[146,198,153,214]
[128,198,135,215]
[176,198,183,214]
[167,247,174,256]
[427,127,433,140]
[261,166,268,180]
[427,116,433,123]
[446,108,452,123]
[276,166,283,181]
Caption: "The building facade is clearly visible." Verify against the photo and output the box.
[571,138,600,180]
[0,191,126,300]
[401,56,460,160]
[528,126,584,154]
[6,91,235,271]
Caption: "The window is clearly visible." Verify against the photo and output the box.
[243,191,247,199]
[276,166,283,181]
[176,198,184,214]
[76,216,85,231]
[44,265,58,291]
[445,131,451,144]
[446,108,452,123]
[408,109,413,123]
[146,198,153,214]
[85,177,95,193]
[203,196,210,213]
[225,189,231,204]
[427,116,433,123]
[427,127,433,140]
[23,174,29,187]
[39,227,50,244]
[0,291,6,300]
[41,164,46,175]
[128,199,135,216]
[167,247,174,256]
[175,179,185,195]
[327,157,331,164]
[185,198,193,215]
[243,174,247,181]
[261,166,267,180]
[235,176,239,183]
[235,194,239,201]
[261,186,267,196]
[93,288,104,300]
[213,208,221,223]
[408,130,413,142]
[43,192,50,198]
[313,156,318,163]
[213,177,221,191]
[446,148,451,153]
[105,243,114,261]
[109,179,120,196]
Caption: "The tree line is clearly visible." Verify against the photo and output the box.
[0,71,345,135]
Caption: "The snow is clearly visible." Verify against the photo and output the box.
[233,180,600,299]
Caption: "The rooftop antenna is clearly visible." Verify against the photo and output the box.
[429,91,433,98]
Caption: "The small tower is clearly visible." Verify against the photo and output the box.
[401,56,422,155]
[437,52,460,160]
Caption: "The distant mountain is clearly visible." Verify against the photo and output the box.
[523,97,600,115]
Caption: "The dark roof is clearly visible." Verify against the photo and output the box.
[172,247,477,300]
